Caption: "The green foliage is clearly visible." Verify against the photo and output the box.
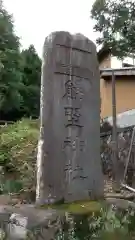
[0,1,41,120]
[1,179,23,194]
[56,206,135,239]
[91,0,135,58]
[20,45,41,118]
[0,119,39,193]
[0,1,23,114]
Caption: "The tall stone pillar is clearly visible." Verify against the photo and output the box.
[36,31,103,204]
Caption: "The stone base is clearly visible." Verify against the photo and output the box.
[0,205,61,239]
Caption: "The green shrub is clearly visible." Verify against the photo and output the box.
[55,206,135,239]
[0,119,39,194]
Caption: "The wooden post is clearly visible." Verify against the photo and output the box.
[112,70,119,190]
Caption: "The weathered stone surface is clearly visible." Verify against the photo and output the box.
[106,198,135,210]
[105,192,135,200]
[36,31,103,204]
[0,205,61,239]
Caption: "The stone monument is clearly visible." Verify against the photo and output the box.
[36,31,103,204]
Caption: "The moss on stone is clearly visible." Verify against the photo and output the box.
[39,201,103,214]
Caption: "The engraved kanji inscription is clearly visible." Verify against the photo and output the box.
[72,175,88,180]
[64,107,82,127]
[74,166,83,171]
[63,80,83,100]
[55,63,93,80]
[63,137,85,151]
[63,137,72,149]
[64,163,72,172]
[64,164,88,181]
[55,43,92,54]
[72,166,88,180]
[64,164,72,183]
[63,80,77,99]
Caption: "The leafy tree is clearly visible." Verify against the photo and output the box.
[91,0,135,58]
[0,0,23,119]
[20,45,41,118]
[0,1,41,120]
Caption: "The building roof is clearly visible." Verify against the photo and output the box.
[105,109,135,128]
[100,67,135,78]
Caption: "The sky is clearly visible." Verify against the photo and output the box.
[3,0,98,57]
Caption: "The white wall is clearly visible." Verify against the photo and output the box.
[123,56,134,65]
[111,56,123,68]
[111,56,134,68]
